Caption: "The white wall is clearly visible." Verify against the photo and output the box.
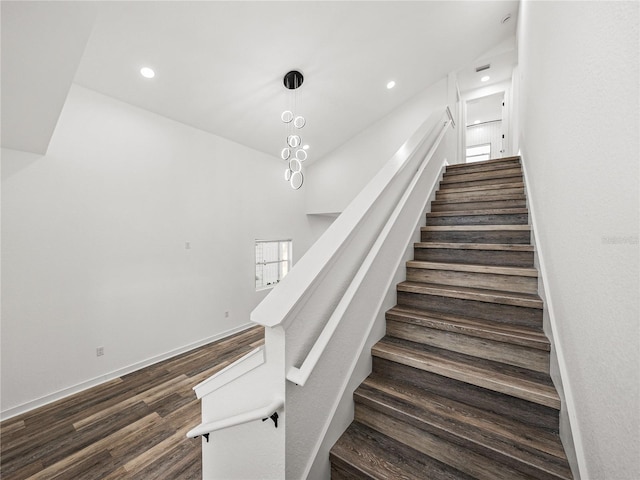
[1,85,315,416]
[305,78,448,214]
[517,2,639,479]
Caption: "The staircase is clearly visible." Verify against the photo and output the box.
[330,157,573,480]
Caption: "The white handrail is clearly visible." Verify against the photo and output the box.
[286,117,453,387]
[186,397,284,439]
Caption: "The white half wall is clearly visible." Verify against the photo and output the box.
[517,2,639,479]
[1,85,315,416]
[305,78,448,215]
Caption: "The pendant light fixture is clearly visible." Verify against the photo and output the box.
[281,70,306,190]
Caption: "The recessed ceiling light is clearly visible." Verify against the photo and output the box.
[481,75,490,82]
[386,80,396,90]
[302,144,309,150]
[140,67,155,79]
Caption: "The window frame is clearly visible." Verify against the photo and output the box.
[254,239,293,291]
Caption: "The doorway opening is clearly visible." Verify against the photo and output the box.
[465,92,505,163]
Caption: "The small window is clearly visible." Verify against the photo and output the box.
[255,240,292,290]
[466,143,491,163]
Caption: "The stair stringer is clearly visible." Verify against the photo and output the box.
[299,160,449,480]
[521,153,585,480]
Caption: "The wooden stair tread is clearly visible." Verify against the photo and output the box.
[444,162,521,171]
[422,225,530,232]
[442,174,523,186]
[437,188,524,200]
[373,357,561,433]
[397,281,543,309]
[330,422,473,480]
[405,261,539,294]
[415,242,534,252]
[386,306,549,351]
[441,173,522,180]
[406,260,538,277]
[435,182,525,195]
[427,208,528,217]
[425,210,529,227]
[386,316,549,373]
[413,243,535,268]
[443,165,522,178]
[444,166,522,177]
[356,376,572,479]
[432,194,526,204]
[431,201,527,213]
[421,225,531,245]
[445,157,521,170]
[439,180,524,191]
[442,173,523,185]
[372,337,560,409]
[356,403,539,480]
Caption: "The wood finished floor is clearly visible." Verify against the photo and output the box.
[0,326,265,480]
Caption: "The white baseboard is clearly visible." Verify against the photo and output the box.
[519,153,587,480]
[0,322,254,421]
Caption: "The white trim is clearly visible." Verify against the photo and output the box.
[0,322,254,421]
[193,346,265,399]
[520,153,587,479]
[186,397,284,438]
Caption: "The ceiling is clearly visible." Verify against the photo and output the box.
[456,35,518,94]
[1,1,519,160]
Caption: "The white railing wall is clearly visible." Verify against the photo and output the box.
[192,107,455,480]
[193,327,287,480]
[284,111,454,479]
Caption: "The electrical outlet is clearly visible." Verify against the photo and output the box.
[225,311,229,318]
[96,346,104,357]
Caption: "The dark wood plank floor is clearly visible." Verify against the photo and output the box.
[0,326,265,480]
